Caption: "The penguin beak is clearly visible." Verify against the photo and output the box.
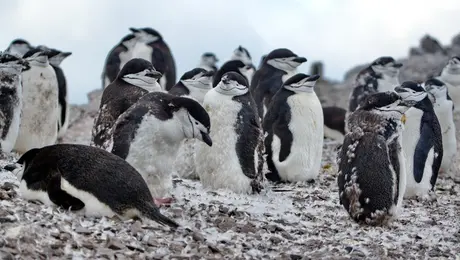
[129,27,140,33]
[393,63,403,68]
[293,57,307,63]
[307,74,320,81]
[146,70,162,79]
[201,131,212,146]
[62,52,72,58]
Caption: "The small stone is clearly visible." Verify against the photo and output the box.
[0,250,14,260]
[96,248,115,258]
[269,236,282,244]
[126,242,144,252]
[59,233,71,241]
[192,231,205,242]
[170,241,186,253]
[75,227,93,235]
[130,221,143,235]
[107,237,126,250]
[81,240,96,249]
[115,253,127,260]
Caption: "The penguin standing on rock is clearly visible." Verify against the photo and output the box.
[196,72,264,194]
[168,68,214,103]
[14,144,178,228]
[322,106,346,143]
[14,48,59,155]
[212,60,254,87]
[263,74,323,183]
[198,52,219,73]
[110,92,212,206]
[5,39,33,57]
[394,82,443,198]
[337,91,420,226]
[251,48,308,119]
[91,58,163,149]
[0,53,28,153]
[425,78,457,175]
[101,34,139,89]
[436,56,460,111]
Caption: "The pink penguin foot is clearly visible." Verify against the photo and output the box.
[154,197,174,207]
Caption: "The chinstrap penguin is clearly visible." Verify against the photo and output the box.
[168,68,214,103]
[129,27,177,91]
[322,106,346,143]
[198,52,219,73]
[337,91,419,226]
[0,53,28,153]
[38,46,72,138]
[14,144,178,228]
[5,39,33,58]
[13,48,59,155]
[425,78,457,175]
[196,72,264,194]
[91,58,163,149]
[251,48,308,119]
[212,60,254,87]
[231,45,253,66]
[436,56,460,112]
[258,54,267,70]
[263,73,323,183]
[394,82,443,198]
[110,91,212,206]
[101,34,138,89]
[347,57,403,114]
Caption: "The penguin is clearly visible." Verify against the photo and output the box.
[0,53,28,153]
[322,106,346,143]
[91,58,163,149]
[129,27,177,91]
[425,78,457,175]
[110,91,212,206]
[347,56,403,113]
[13,48,59,155]
[436,56,460,112]
[258,54,267,70]
[394,82,443,198]
[198,52,219,72]
[38,46,72,138]
[250,48,308,119]
[196,72,264,194]
[5,39,32,57]
[231,45,253,66]
[212,60,254,87]
[14,143,178,228]
[263,73,323,183]
[168,68,214,103]
[101,34,138,89]
[337,91,420,226]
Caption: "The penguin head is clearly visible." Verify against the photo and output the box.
[120,34,138,49]
[370,56,403,79]
[37,46,72,66]
[424,78,448,102]
[118,58,163,91]
[394,81,427,104]
[180,68,213,90]
[201,52,219,67]
[7,38,32,58]
[212,60,251,87]
[22,48,49,67]
[15,147,42,180]
[0,52,29,73]
[283,73,320,93]
[129,27,162,43]
[215,71,249,96]
[265,48,307,73]
[358,91,416,115]
[444,56,460,74]
[231,45,252,65]
[169,96,212,147]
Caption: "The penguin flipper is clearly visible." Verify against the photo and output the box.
[272,106,293,163]
[413,120,441,185]
[47,168,85,211]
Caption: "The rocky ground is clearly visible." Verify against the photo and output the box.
[2,33,460,259]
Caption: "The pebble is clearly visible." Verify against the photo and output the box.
[75,227,93,235]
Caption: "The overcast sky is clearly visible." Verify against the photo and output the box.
[1,0,459,104]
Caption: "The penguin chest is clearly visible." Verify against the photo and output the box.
[0,78,23,152]
[131,44,153,63]
[187,88,210,104]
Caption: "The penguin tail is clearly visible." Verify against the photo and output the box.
[139,205,179,229]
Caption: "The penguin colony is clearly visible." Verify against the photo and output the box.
[1,27,459,230]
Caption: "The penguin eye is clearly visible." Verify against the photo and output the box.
[195,122,199,125]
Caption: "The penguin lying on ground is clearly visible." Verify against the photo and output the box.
[13,144,178,229]
[110,91,212,206]
[337,91,421,226]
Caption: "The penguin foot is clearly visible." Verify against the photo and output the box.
[154,197,174,207]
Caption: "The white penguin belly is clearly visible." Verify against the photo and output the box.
[173,139,199,179]
[444,82,460,112]
[272,93,324,182]
[196,92,252,194]
[14,66,59,154]
[1,90,22,153]
[433,102,457,173]
[323,124,344,143]
[131,44,152,65]
[402,108,435,198]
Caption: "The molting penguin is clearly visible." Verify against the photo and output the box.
[394,82,443,198]
[198,52,219,73]
[196,72,264,194]
[101,34,138,89]
[231,45,252,66]
[263,73,323,183]
[38,46,72,138]
[347,56,402,113]
[212,60,254,87]
[129,27,177,91]
[168,68,214,103]
[13,49,59,155]
[436,56,460,112]
[425,78,457,175]
[5,39,33,57]
[110,92,212,206]
[14,144,178,228]
[322,106,346,143]
[0,53,28,153]
[250,48,307,119]
[91,58,163,149]
[337,91,419,226]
